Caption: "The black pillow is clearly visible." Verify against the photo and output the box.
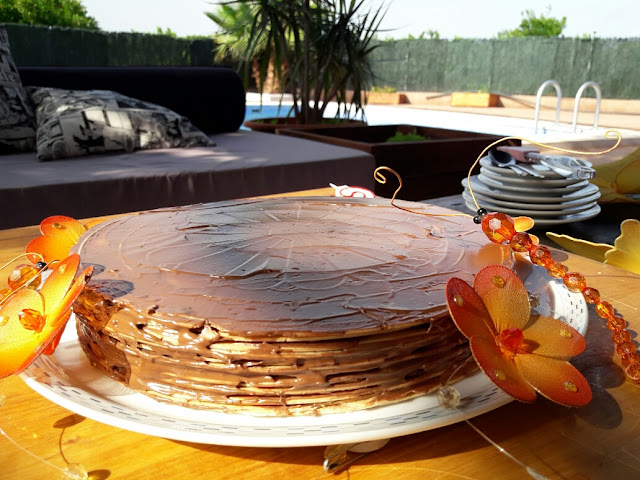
[0,28,36,153]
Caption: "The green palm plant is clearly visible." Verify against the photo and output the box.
[210,0,386,124]
[207,2,284,93]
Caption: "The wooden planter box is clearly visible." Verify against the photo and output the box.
[450,92,499,108]
[366,91,409,105]
[281,124,511,200]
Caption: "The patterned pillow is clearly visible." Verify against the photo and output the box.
[28,87,214,161]
[0,28,36,153]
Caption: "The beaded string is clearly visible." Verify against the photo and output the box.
[466,129,638,383]
[477,208,640,382]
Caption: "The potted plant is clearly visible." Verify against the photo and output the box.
[212,0,386,132]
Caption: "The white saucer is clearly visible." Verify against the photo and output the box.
[478,174,589,194]
[463,200,601,227]
[463,187,601,211]
[463,191,598,217]
[462,176,600,204]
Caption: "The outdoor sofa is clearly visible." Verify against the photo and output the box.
[1,66,375,229]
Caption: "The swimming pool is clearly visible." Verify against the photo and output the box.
[244,98,638,143]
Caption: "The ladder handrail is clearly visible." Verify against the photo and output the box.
[572,81,601,132]
[534,80,562,134]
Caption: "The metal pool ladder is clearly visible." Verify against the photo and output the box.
[534,80,562,134]
[572,81,601,132]
[534,80,602,134]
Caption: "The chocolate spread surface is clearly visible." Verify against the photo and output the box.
[74,197,492,340]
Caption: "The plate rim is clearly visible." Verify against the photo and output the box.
[478,173,589,194]
[463,176,600,203]
[463,200,602,226]
[462,187,601,211]
[462,191,599,216]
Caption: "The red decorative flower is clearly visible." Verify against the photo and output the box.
[445,264,592,406]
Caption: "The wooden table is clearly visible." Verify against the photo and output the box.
[2,191,640,480]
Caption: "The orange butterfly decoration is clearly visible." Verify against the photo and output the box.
[0,255,92,378]
[446,264,592,407]
[25,215,87,264]
[0,216,94,378]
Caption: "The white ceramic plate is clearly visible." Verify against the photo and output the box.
[479,157,564,179]
[479,167,585,187]
[462,176,600,204]
[478,174,589,194]
[462,191,599,217]
[463,187,601,211]
[21,267,588,448]
[463,200,602,227]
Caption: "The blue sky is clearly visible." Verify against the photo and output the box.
[81,0,639,39]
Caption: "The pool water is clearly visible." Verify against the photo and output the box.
[242,102,637,142]
[244,104,295,122]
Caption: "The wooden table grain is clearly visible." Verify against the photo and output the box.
[2,191,640,480]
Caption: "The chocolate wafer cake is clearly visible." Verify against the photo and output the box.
[72,197,497,415]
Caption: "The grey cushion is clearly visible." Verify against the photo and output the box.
[28,87,214,161]
[0,130,376,229]
[0,28,36,153]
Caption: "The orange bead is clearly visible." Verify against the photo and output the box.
[626,363,640,382]
[546,261,567,279]
[596,301,615,320]
[563,272,586,293]
[509,232,533,252]
[529,245,554,267]
[7,264,42,291]
[606,316,626,331]
[582,286,600,304]
[612,330,632,344]
[0,287,12,302]
[481,213,516,244]
[621,352,640,367]
[18,308,45,333]
[616,341,637,356]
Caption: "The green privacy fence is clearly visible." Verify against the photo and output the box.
[369,37,640,99]
[1,23,216,66]
[3,24,640,98]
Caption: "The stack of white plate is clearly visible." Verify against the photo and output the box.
[461,157,601,227]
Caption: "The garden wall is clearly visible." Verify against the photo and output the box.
[3,24,640,99]
[370,37,640,99]
[1,23,216,66]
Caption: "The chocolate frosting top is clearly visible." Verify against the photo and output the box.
[74,197,495,340]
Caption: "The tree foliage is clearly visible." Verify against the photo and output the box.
[0,0,99,30]
[498,8,566,38]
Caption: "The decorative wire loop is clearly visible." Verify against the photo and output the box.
[373,166,471,220]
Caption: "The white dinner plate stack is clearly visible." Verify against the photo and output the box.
[461,157,601,227]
